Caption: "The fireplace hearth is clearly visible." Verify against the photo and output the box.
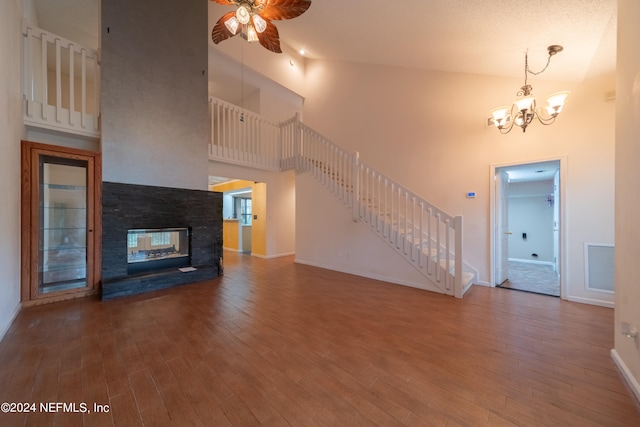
[101,182,222,299]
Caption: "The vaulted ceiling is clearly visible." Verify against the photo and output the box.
[32,0,617,184]
[36,0,616,83]
[207,0,617,82]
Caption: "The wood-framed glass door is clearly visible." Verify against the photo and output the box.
[21,141,102,305]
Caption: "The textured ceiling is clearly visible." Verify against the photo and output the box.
[35,1,617,183]
[209,0,617,82]
[35,1,617,82]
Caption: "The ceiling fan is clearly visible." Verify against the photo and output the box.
[210,0,312,53]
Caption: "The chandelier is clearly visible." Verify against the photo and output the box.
[490,45,570,134]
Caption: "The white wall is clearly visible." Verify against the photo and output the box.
[508,180,555,262]
[209,162,296,258]
[207,9,307,100]
[296,173,444,292]
[613,0,640,402]
[300,58,615,305]
[0,0,23,340]
[101,0,209,191]
[208,47,304,122]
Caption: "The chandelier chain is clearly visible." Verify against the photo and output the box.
[523,51,553,87]
[491,45,569,134]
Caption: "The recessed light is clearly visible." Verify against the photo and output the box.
[299,49,305,55]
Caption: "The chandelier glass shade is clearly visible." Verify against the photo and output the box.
[490,46,570,134]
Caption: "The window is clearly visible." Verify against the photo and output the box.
[151,232,171,246]
[240,198,252,225]
[127,231,172,248]
[127,233,137,248]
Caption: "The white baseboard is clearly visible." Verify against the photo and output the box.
[566,295,614,308]
[251,252,295,260]
[294,259,445,295]
[0,302,21,344]
[222,247,242,253]
[508,258,555,267]
[611,349,640,404]
[475,281,491,287]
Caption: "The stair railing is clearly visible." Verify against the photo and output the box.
[208,97,469,297]
[355,158,463,296]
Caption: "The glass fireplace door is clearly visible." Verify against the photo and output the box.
[39,157,88,294]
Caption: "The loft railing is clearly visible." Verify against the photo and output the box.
[22,23,100,138]
[209,97,282,170]
[208,97,475,297]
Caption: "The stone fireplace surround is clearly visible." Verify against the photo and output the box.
[101,182,222,299]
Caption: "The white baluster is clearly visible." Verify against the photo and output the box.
[40,31,47,120]
[68,42,75,126]
[55,37,61,123]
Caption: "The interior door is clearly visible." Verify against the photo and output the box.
[21,141,101,304]
[496,169,510,285]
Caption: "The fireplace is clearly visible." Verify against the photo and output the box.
[101,182,222,300]
[127,227,190,274]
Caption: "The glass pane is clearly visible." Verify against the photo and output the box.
[39,157,88,294]
[241,198,252,225]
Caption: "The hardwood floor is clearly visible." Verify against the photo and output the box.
[1,251,639,426]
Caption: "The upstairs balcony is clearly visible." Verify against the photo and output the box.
[22,23,100,139]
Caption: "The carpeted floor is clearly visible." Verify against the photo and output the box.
[497,260,560,297]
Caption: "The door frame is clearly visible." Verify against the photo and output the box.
[21,141,102,306]
[495,169,510,285]
[489,156,567,299]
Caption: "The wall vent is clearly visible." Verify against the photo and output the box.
[584,243,614,293]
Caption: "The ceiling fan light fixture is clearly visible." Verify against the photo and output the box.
[252,14,267,33]
[236,3,251,24]
[211,0,311,53]
[224,16,240,34]
[246,24,259,42]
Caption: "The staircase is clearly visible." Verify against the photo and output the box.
[209,97,477,297]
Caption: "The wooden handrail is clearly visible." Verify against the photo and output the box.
[208,96,474,297]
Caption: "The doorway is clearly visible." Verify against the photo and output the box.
[492,160,562,297]
[210,177,266,257]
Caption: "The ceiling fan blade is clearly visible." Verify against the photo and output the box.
[257,19,282,53]
[209,0,237,5]
[257,0,311,21]
[211,11,241,44]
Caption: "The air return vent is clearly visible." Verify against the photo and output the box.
[584,243,614,293]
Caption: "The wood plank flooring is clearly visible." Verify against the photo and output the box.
[1,251,639,426]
